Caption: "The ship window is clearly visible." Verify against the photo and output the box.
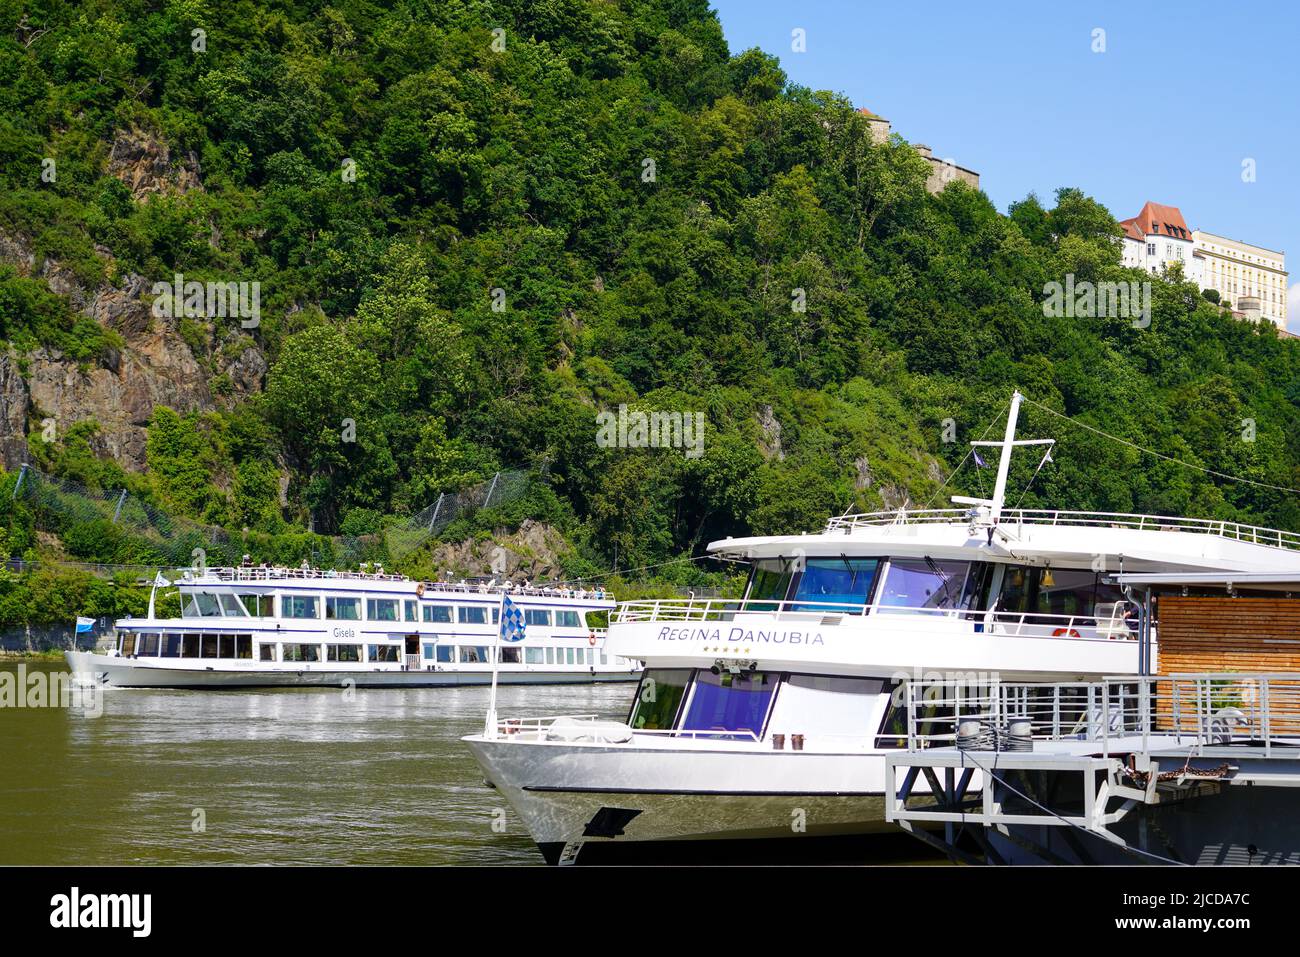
[326,596,361,620]
[600,651,608,665]
[565,648,575,665]
[121,633,137,656]
[187,592,222,617]
[423,604,452,623]
[366,598,398,622]
[628,669,692,730]
[282,643,320,663]
[161,634,182,657]
[218,635,238,659]
[501,647,521,664]
[458,606,488,624]
[745,558,796,609]
[259,644,276,662]
[996,567,1118,621]
[237,593,272,617]
[1034,568,1102,618]
[422,644,435,660]
[404,600,418,622]
[436,646,455,663]
[282,595,320,619]
[877,559,971,612]
[459,646,489,663]
[525,609,552,627]
[183,634,200,657]
[328,644,362,662]
[220,595,247,616]
[201,634,219,657]
[525,647,545,664]
[556,610,582,628]
[789,558,880,612]
[368,644,399,663]
[546,647,555,664]
[680,670,777,739]
[768,675,885,739]
[140,633,160,656]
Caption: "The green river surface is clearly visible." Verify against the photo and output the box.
[0,660,940,866]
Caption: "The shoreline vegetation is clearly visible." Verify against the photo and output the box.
[3,1,1299,633]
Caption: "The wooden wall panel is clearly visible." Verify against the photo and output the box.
[1157,596,1300,674]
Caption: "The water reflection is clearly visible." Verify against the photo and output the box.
[0,661,631,865]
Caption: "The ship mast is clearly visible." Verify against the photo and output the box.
[951,390,1054,523]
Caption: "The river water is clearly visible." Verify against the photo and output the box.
[0,660,629,865]
[1,660,940,866]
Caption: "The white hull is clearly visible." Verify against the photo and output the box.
[66,651,639,689]
[465,735,901,863]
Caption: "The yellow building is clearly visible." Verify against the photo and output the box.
[1193,231,1288,328]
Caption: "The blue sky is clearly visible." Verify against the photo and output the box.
[711,0,1300,328]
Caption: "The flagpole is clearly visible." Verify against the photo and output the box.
[484,588,507,738]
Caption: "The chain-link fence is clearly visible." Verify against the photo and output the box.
[10,465,531,571]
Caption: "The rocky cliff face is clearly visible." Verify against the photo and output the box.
[0,128,265,473]
[426,520,573,581]
[107,126,203,201]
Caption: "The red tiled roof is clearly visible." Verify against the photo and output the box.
[1119,218,1145,242]
[1127,202,1192,241]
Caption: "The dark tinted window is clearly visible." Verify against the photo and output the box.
[628,669,691,730]
[681,670,777,738]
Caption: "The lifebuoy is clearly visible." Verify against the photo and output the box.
[415,582,426,597]
[588,632,597,646]
[1051,627,1082,638]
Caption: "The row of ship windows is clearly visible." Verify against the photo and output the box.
[120,632,604,665]
[181,593,585,628]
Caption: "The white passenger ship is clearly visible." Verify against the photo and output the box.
[67,567,639,688]
[465,391,1300,863]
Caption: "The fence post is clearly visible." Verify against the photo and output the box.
[482,472,501,509]
[427,493,444,532]
[1261,677,1271,759]
[12,463,29,499]
[112,489,128,523]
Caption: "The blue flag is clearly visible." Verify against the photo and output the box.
[973,450,988,468]
[75,616,95,634]
[500,595,526,643]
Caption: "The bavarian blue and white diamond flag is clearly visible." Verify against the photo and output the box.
[500,595,527,643]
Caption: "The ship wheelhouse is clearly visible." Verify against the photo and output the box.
[736,551,1130,634]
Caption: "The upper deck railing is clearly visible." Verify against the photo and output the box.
[185,566,613,602]
[823,508,1300,551]
[897,673,1300,758]
[613,596,1138,641]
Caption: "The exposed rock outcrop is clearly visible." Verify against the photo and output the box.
[427,520,571,581]
[0,350,29,470]
[854,454,872,490]
[0,228,266,471]
[108,126,202,201]
[757,404,784,461]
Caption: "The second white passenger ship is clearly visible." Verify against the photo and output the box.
[67,569,639,688]
[465,391,1300,863]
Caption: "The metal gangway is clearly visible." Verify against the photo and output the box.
[885,673,1300,864]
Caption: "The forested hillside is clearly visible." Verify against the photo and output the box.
[3,0,1300,624]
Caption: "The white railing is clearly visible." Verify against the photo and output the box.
[824,508,1300,550]
[491,714,760,744]
[899,673,1300,758]
[612,597,1139,641]
[191,566,612,601]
